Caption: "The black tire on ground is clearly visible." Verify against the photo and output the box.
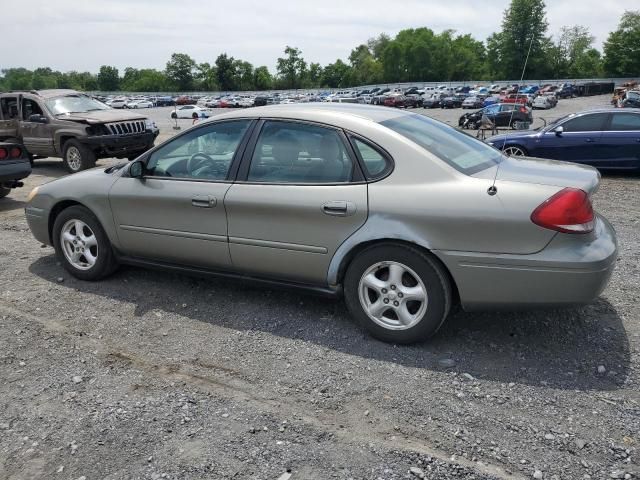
[343,243,452,344]
[52,205,118,281]
[0,186,10,199]
[171,112,177,119]
[509,119,519,129]
[62,139,96,173]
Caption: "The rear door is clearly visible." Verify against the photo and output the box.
[534,112,608,164]
[597,112,640,170]
[224,119,368,285]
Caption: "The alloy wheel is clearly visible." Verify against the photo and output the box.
[358,261,428,330]
[502,146,526,157]
[66,146,82,171]
[60,219,98,270]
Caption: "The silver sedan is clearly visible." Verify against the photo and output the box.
[24,104,617,343]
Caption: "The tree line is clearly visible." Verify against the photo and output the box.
[1,2,638,93]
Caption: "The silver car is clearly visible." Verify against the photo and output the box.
[24,104,617,343]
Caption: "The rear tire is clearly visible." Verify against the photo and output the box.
[171,112,177,119]
[52,205,118,281]
[63,139,96,173]
[0,186,10,199]
[502,145,527,157]
[344,244,452,344]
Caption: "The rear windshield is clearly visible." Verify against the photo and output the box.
[380,114,501,175]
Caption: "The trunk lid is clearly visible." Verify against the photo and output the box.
[55,109,147,125]
[474,156,600,196]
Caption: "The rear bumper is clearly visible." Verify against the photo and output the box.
[80,131,157,156]
[0,160,31,184]
[434,215,617,310]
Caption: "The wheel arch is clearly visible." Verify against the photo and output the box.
[48,200,87,244]
[331,238,460,304]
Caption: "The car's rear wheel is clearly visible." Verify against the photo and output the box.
[502,145,527,156]
[171,112,177,119]
[344,244,452,344]
[63,140,96,173]
[0,186,10,199]
[53,205,118,281]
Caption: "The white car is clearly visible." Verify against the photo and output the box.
[127,100,153,109]
[170,105,210,119]
[109,99,128,109]
[532,95,553,109]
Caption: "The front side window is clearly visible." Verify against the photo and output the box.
[146,120,250,180]
[247,121,353,183]
[22,99,44,120]
[609,113,640,131]
[381,114,501,175]
[561,113,608,132]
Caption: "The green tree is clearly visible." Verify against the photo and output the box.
[97,65,120,91]
[367,33,391,60]
[215,54,237,91]
[489,0,550,79]
[348,44,382,85]
[233,60,254,91]
[196,63,218,91]
[1,68,33,90]
[305,63,323,87]
[253,66,273,90]
[321,59,351,88]
[32,67,59,89]
[165,53,196,90]
[603,10,640,77]
[276,46,307,89]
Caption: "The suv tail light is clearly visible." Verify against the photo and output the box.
[10,146,22,158]
[0,147,7,160]
[531,188,594,234]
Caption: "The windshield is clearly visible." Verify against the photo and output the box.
[381,114,501,175]
[45,95,110,115]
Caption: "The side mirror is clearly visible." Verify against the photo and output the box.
[129,160,145,178]
[554,126,564,136]
[28,114,48,124]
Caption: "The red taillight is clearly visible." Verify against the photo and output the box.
[10,147,21,158]
[520,106,527,113]
[531,188,594,234]
[0,147,7,160]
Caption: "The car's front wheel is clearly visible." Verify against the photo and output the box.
[63,140,96,173]
[344,244,452,344]
[502,145,527,157]
[53,205,118,281]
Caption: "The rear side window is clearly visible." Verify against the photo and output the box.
[0,97,19,120]
[609,113,640,131]
[350,137,391,179]
[561,113,608,132]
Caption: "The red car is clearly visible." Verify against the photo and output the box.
[383,95,421,108]
[175,96,197,106]
[502,94,528,105]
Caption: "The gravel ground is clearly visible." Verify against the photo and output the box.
[1,94,639,480]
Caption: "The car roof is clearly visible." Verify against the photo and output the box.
[204,103,410,125]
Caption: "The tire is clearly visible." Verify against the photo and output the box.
[344,243,452,344]
[62,139,96,173]
[52,205,118,281]
[0,186,10,199]
[502,145,528,157]
[171,112,177,119]
[509,119,519,129]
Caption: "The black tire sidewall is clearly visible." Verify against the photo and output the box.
[344,244,451,344]
[52,205,117,280]
[0,187,10,199]
[63,140,96,173]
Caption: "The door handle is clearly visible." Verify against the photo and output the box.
[191,195,216,208]
[322,201,356,217]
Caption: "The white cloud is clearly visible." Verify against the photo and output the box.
[0,0,627,73]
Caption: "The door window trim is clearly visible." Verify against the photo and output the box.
[128,118,257,183]
[345,131,395,182]
[554,112,611,134]
[235,118,366,185]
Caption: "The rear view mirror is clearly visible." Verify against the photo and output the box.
[554,126,564,136]
[129,160,144,178]
[28,114,48,124]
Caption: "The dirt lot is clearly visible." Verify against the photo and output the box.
[1,96,639,480]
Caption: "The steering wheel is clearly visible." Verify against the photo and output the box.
[187,153,228,178]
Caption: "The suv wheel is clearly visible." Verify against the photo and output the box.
[63,140,96,173]
[0,186,10,199]
[52,205,118,280]
[344,244,452,344]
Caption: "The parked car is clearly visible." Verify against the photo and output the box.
[384,95,421,108]
[422,94,443,108]
[24,104,617,344]
[542,92,558,107]
[489,84,502,94]
[557,84,575,99]
[127,100,154,109]
[155,96,175,107]
[502,94,529,105]
[485,108,640,171]
[483,96,500,107]
[0,141,31,198]
[110,99,128,109]
[456,86,471,94]
[622,91,640,108]
[532,95,554,110]
[170,105,210,119]
[0,89,158,172]
[459,103,533,130]
[462,96,484,109]
[175,96,197,106]
[441,94,467,109]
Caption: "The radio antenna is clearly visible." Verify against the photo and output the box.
[488,34,535,196]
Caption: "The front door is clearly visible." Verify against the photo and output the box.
[535,112,609,165]
[225,120,368,285]
[19,97,55,155]
[109,120,253,269]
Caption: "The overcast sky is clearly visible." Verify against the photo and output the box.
[1,0,626,73]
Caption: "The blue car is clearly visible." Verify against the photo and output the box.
[486,108,640,171]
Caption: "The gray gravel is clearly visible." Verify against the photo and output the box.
[1,94,638,479]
